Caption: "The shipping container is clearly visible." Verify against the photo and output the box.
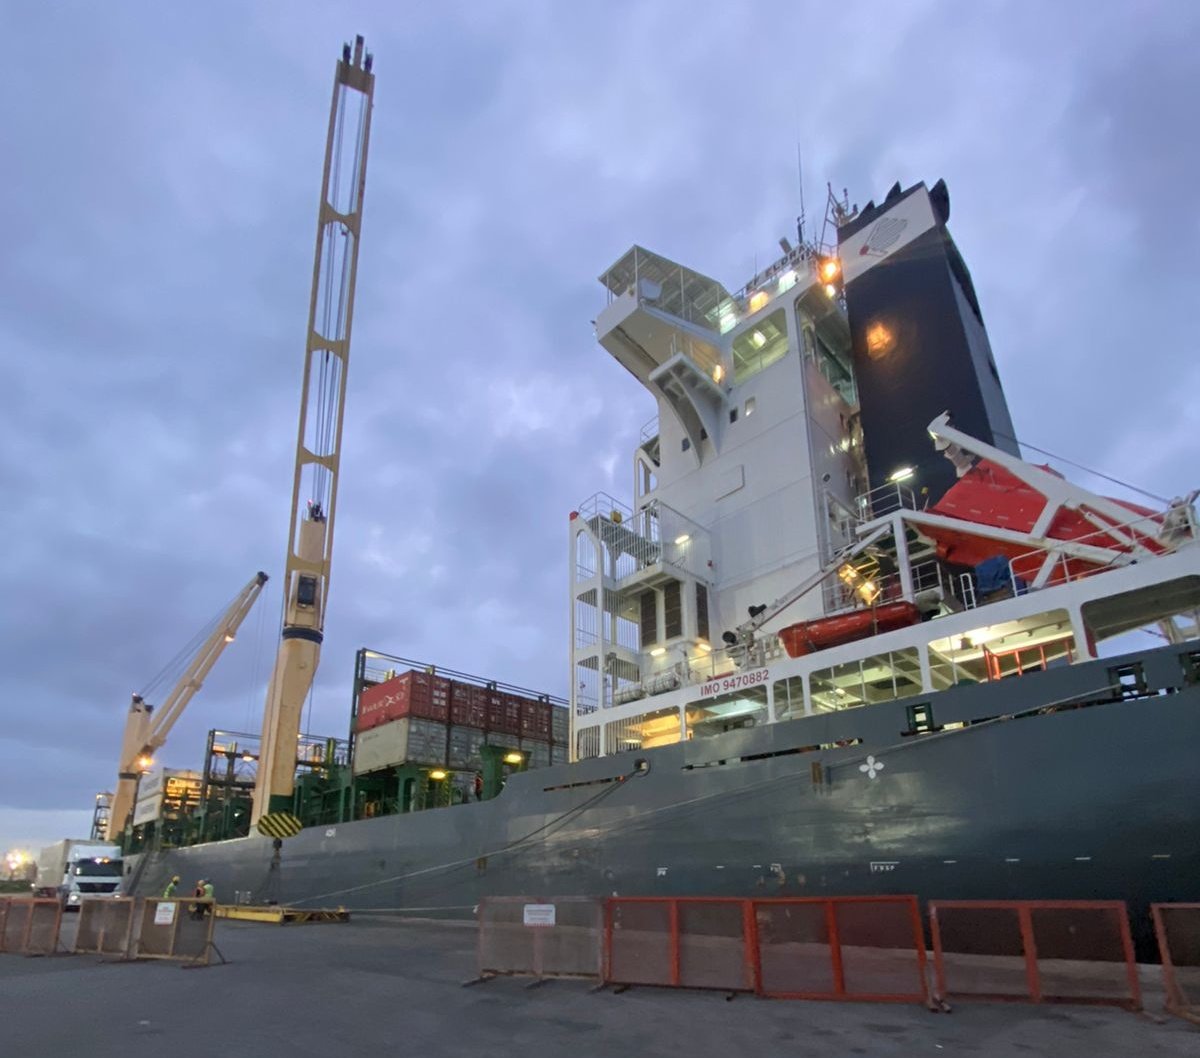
[353,717,448,774]
[522,740,551,768]
[486,692,521,735]
[357,671,450,730]
[448,725,485,771]
[449,681,487,728]
[520,697,552,740]
[551,705,569,744]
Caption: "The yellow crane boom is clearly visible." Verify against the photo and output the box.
[107,571,268,840]
[252,37,375,824]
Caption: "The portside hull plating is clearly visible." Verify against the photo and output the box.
[132,644,1200,950]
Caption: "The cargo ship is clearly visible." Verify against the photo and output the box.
[129,180,1200,946]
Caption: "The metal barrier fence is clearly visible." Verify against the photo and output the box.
[605,896,928,1003]
[1152,903,1200,1025]
[476,896,604,981]
[74,898,137,957]
[929,900,1140,1009]
[134,898,223,967]
[0,898,63,956]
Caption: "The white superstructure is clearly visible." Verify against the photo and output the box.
[569,222,1200,762]
[570,236,866,758]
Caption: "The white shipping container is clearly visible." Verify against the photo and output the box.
[353,717,447,774]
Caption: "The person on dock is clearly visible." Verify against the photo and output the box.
[163,875,181,899]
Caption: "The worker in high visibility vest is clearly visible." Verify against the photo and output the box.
[163,875,181,898]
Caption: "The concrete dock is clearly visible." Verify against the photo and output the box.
[0,917,1194,1057]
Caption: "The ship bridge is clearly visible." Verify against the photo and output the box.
[596,247,733,462]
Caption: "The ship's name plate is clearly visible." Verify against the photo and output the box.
[699,667,770,698]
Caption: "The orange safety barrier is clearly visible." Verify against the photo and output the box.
[0,898,64,956]
[134,898,225,967]
[74,898,137,957]
[475,896,604,982]
[929,900,1139,1009]
[604,895,928,1004]
[1152,903,1200,1025]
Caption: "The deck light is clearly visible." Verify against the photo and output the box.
[674,533,690,545]
[649,647,667,657]
[503,752,524,766]
[820,258,841,282]
[429,769,448,781]
[888,466,915,483]
[824,283,838,299]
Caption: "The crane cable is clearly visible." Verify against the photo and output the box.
[995,430,1170,506]
[137,582,248,701]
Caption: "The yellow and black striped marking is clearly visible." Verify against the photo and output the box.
[257,812,303,839]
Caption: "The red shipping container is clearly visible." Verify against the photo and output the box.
[357,670,451,729]
[486,692,521,735]
[356,675,410,732]
[450,681,487,728]
[520,697,551,740]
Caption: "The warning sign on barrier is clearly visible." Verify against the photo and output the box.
[135,898,224,967]
[523,904,556,927]
[476,896,604,981]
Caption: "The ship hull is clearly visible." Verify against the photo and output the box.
[131,643,1200,951]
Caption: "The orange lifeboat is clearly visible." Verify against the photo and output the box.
[778,601,922,658]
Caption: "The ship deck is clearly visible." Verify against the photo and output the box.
[1,916,1194,1056]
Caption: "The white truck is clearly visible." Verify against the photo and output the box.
[35,839,124,910]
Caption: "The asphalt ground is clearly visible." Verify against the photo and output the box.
[0,916,1194,1057]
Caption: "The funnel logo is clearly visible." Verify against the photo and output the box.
[859,216,908,256]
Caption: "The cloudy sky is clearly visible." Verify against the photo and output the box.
[2,1,1197,853]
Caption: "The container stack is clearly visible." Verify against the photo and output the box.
[352,670,569,777]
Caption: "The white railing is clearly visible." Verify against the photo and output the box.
[955,503,1197,608]
[576,495,712,585]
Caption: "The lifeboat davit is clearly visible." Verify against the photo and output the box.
[779,601,922,659]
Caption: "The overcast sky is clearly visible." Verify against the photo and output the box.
[2,1,1197,853]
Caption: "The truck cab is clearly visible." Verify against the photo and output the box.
[36,840,124,910]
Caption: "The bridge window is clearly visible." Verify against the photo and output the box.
[732,309,788,384]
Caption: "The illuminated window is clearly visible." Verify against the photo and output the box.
[810,649,921,711]
[731,309,788,384]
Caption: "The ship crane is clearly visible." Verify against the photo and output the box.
[106,571,269,841]
[251,37,375,824]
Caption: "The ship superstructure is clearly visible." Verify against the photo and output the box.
[569,181,1200,761]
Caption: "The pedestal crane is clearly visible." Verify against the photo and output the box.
[251,37,375,824]
[107,571,269,840]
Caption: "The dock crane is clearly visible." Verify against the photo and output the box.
[251,37,375,824]
[107,571,269,841]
